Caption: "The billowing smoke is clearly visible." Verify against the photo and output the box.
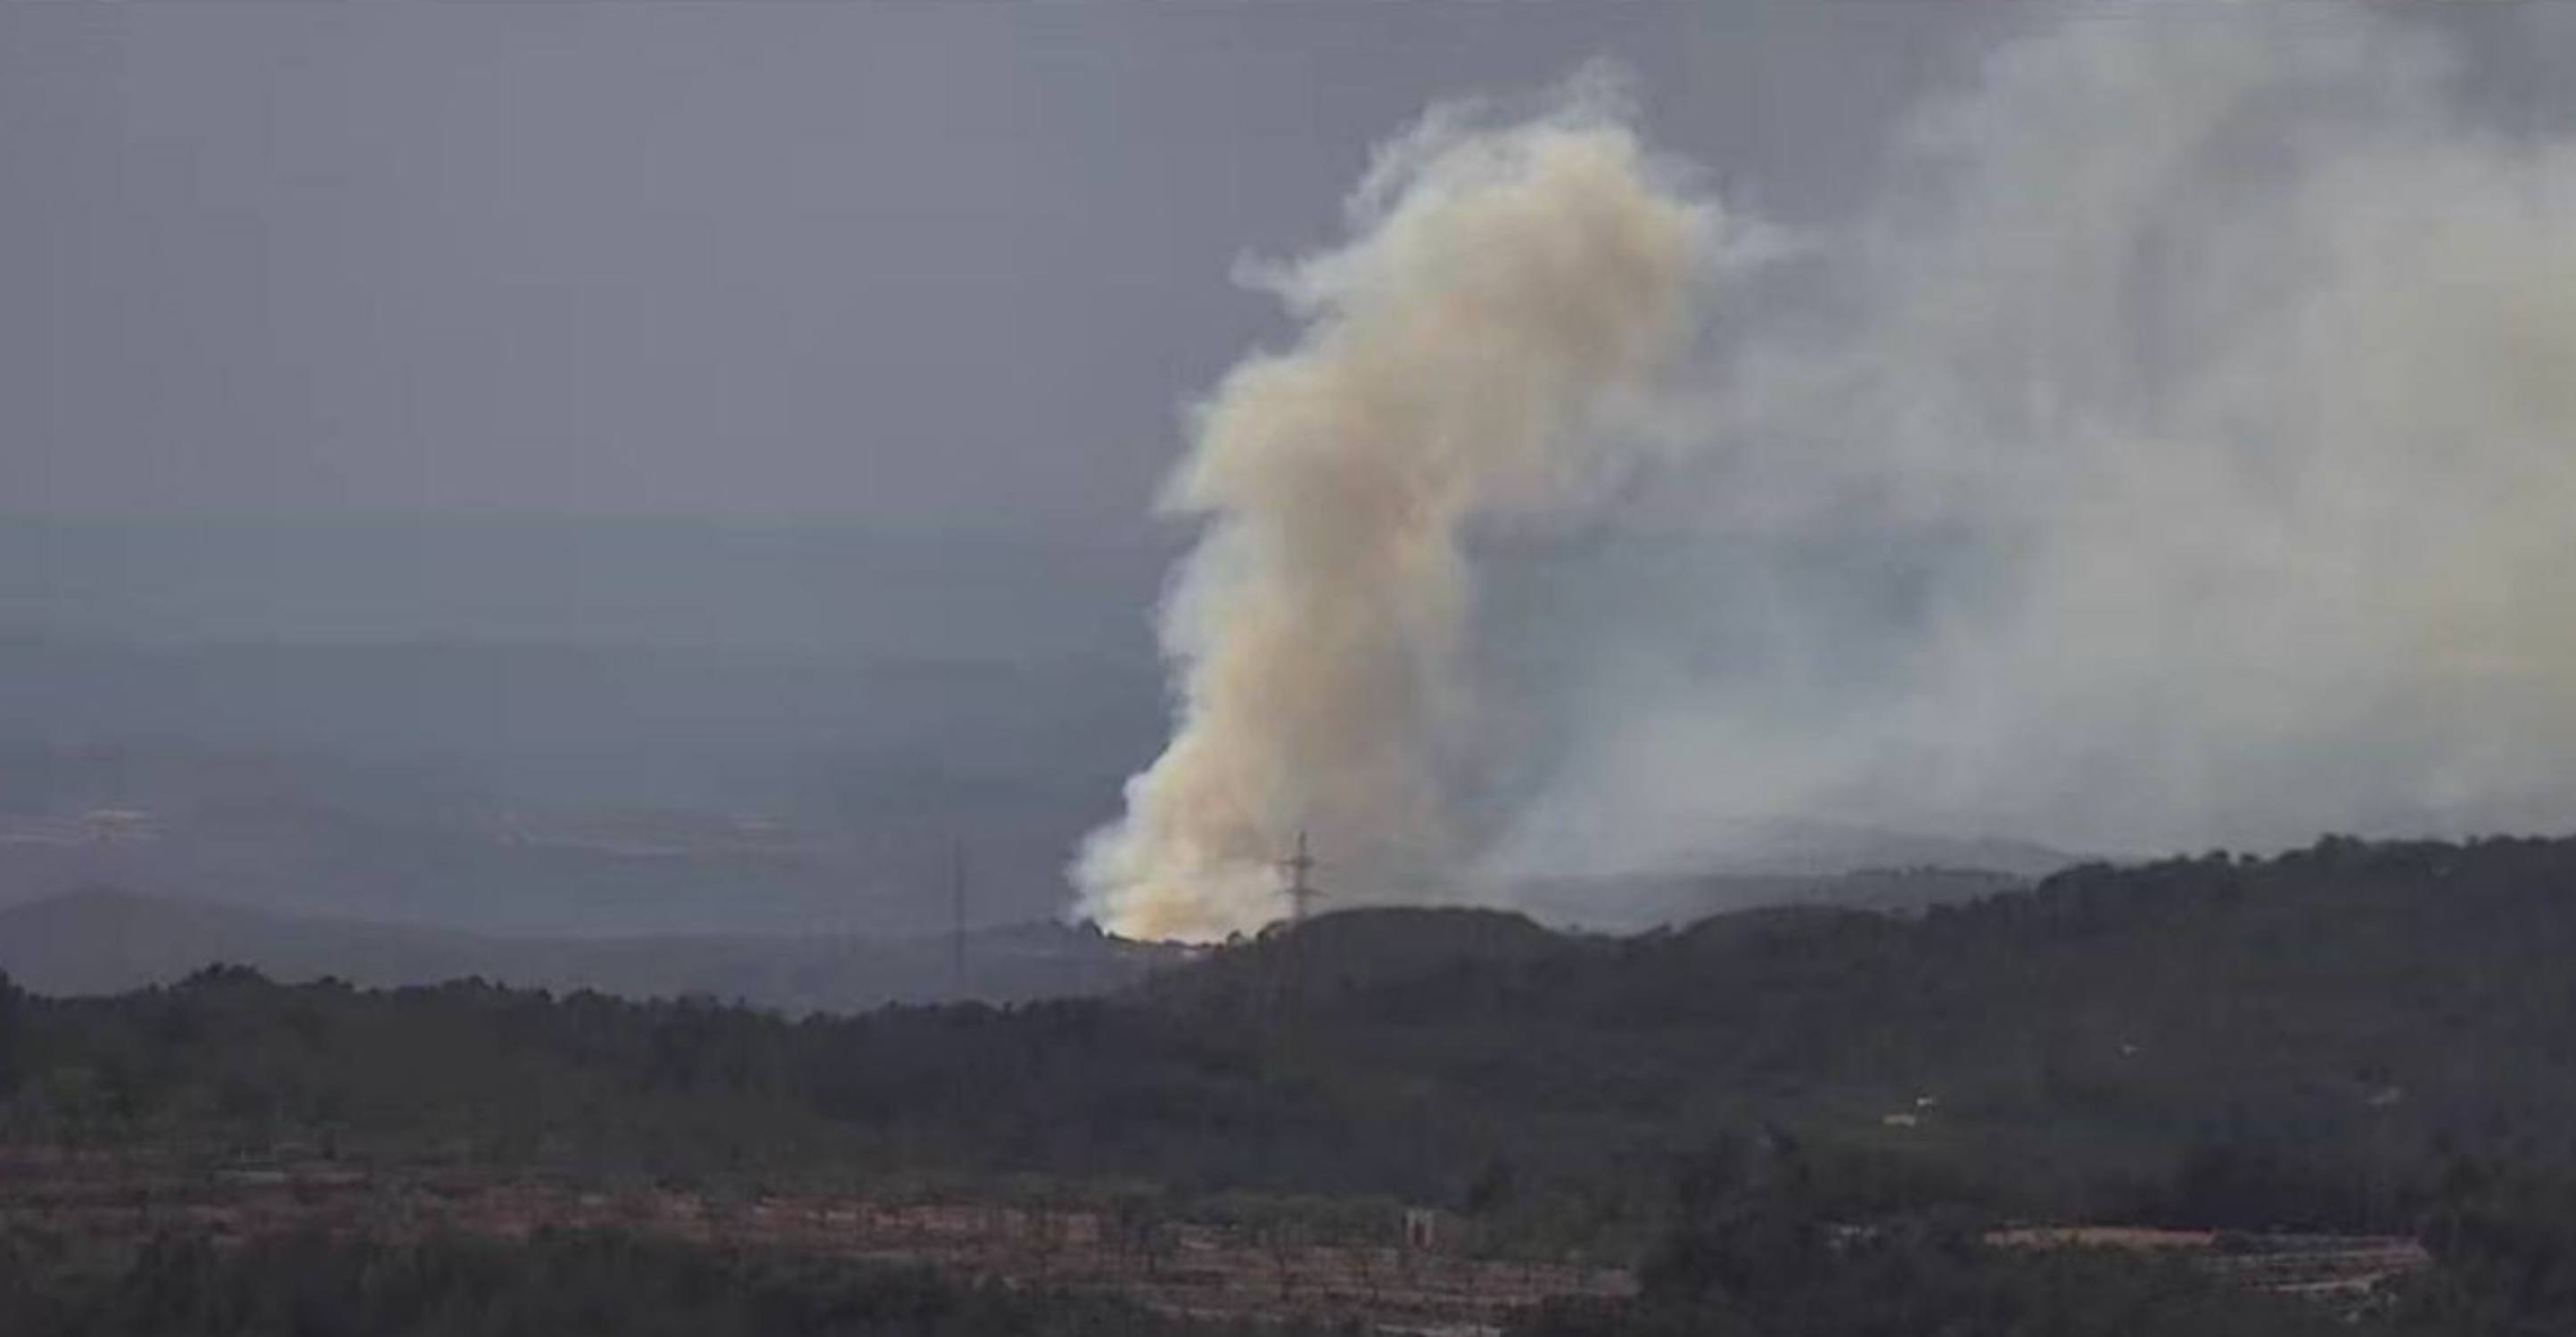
[1083,3,2576,936]
[1487,3,2576,883]
[1074,81,1714,940]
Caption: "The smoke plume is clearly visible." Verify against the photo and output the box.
[1486,3,2576,884]
[1074,83,1713,940]
[1085,3,2576,935]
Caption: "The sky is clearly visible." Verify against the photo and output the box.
[2,3,1995,537]
[11,3,2576,937]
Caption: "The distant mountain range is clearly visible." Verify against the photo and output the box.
[0,885,1189,1011]
[1505,865,2038,932]
[0,856,2045,1011]
[0,733,2080,945]
[1499,822,2082,931]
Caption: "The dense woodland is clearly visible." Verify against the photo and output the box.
[6,833,2576,1332]
[1517,1131,2576,1336]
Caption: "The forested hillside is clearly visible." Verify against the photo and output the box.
[4,835,2572,1219]
[5,835,2576,1332]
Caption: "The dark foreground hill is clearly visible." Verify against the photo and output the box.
[6,835,2576,1334]
[1229,837,2576,1212]
[0,885,1181,1010]
[1,834,2572,1224]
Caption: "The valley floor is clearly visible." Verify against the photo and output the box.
[0,1144,1632,1336]
[0,1144,2442,1334]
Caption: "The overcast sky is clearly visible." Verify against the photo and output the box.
[11,3,2576,923]
[2,3,2020,538]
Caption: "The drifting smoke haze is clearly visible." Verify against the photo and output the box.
[1490,2,2576,882]
[1085,3,2576,938]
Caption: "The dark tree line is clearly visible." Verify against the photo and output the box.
[7,834,2576,1256]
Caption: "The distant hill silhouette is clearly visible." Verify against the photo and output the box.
[1493,819,2078,931]
[1140,905,1563,1013]
[1506,865,2032,931]
[0,884,1181,1010]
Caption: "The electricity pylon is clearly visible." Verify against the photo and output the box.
[1278,829,1324,925]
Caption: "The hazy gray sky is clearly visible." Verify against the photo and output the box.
[11,2,2576,933]
[4,3,1998,536]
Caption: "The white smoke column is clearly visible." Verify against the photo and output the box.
[1076,86,1710,940]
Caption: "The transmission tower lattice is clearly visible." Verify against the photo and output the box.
[1277,830,1325,926]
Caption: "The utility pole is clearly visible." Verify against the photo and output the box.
[950,838,967,998]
